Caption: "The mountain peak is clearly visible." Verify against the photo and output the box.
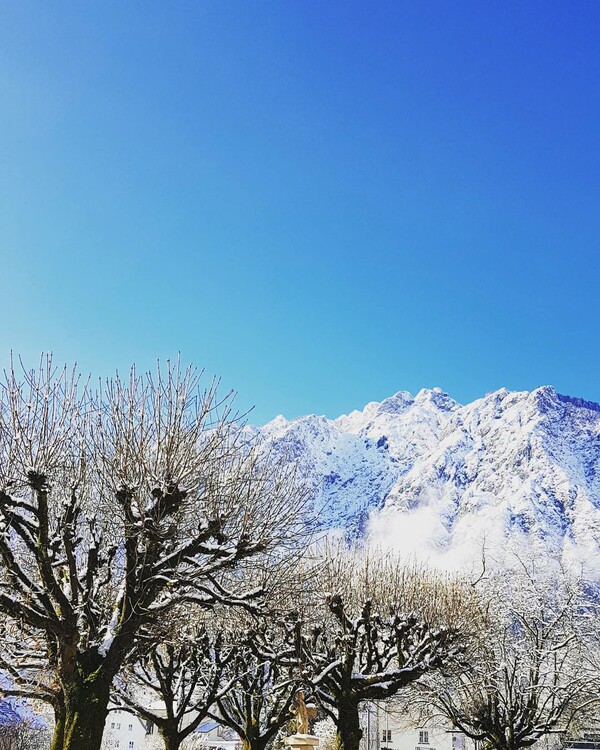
[414,387,459,411]
[259,384,600,579]
[375,390,414,414]
[530,384,559,412]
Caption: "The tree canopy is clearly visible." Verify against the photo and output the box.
[0,356,306,750]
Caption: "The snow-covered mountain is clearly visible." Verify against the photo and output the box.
[258,386,600,578]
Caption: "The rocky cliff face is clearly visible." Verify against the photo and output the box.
[258,386,600,577]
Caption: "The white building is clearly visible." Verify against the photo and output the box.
[359,702,472,750]
[101,706,148,750]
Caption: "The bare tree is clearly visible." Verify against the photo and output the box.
[115,610,302,750]
[0,724,51,750]
[290,547,478,750]
[115,540,319,750]
[414,565,594,750]
[114,616,238,750]
[0,616,63,721]
[0,698,50,750]
[580,600,600,730]
[0,357,306,750]
[209,622,301,750]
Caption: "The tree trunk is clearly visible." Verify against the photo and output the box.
[159,726,183,750]
[335,699,362,750]
[54,678,112,750]
[242,737,269,750]
[49,701,66,750]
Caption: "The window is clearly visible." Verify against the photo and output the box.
[129,743,134,749]
[111,723,115,729]
[117,723,121,729]
[128,725,133,731]
[419,731,429,745]
[382,731,392,743]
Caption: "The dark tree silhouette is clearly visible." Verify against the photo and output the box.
[292,549,475,750]
[210,623,301,750]
[115,620,238,750]
[0,357,305,750]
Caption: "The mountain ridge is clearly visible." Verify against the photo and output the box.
[258,386,600,578]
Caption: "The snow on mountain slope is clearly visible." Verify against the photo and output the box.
[260,386,600,577]
[259,413,398,533]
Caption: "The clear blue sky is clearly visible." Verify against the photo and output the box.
[1,2,599,423]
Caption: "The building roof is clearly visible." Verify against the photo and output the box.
[197,721,221,733]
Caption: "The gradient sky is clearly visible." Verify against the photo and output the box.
[0,2,599,423]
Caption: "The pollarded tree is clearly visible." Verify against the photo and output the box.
[292,547,478,750]
[114,616,238,750]
[115,560,315,750]
[0,357,306,750]
[209,623,301,750]
[416,564,594,750]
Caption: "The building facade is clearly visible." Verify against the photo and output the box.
[101,706,148,750]
[359,702,472,750]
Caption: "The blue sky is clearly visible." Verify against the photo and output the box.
[0,2,599,423]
